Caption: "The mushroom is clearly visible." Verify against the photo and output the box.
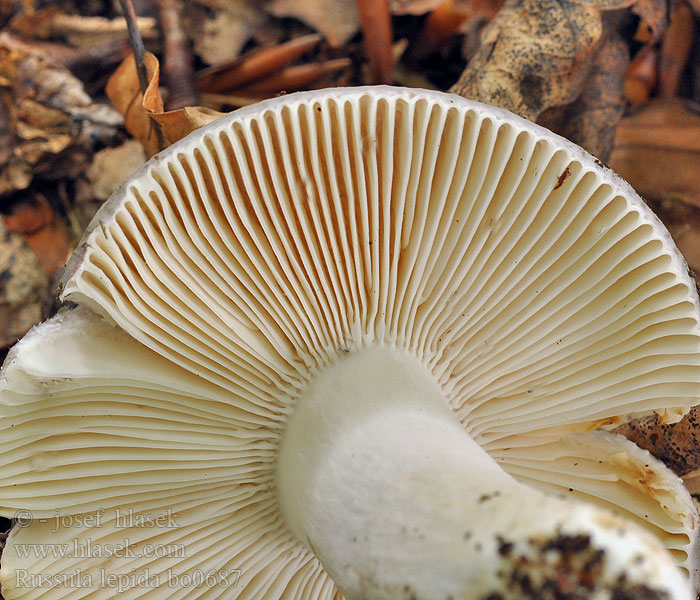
[1,86,699,599]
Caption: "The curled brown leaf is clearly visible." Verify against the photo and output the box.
[107,51,225,155]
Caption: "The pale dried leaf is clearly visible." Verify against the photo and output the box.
[52,14,158,47]
[267,0,360,47]
[87,141,147,201]
[184,1,266,65]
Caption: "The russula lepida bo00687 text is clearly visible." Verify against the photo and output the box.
[0,86,699,600]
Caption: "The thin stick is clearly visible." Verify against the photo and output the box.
[117,0,166,149]
[118,0,149,93]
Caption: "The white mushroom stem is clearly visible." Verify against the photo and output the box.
[277,346,691,600]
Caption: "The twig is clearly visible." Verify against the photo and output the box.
[235,59,352,97]
[199,93,261,109]
[196,34,323,95]
[117,0,166,149]
[118,0,149,92]
[157,0,198,110]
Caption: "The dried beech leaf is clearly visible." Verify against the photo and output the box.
[106,52,163,157]
[107,52,225,154]
[3,195,52,235]
[149,106,225,145]
[267,0,360,47]
[450,0,603,121]
[87,141,147,201]
[184,1,267,65]
[235,59,352,96]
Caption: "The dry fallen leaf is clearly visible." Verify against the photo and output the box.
[149,106,225,144]
[183,0,267,65]
[106,52,163,157]
[107,51,225,156]
[86,141,147,201]
[234,59,352,96]
[266,0,360,47]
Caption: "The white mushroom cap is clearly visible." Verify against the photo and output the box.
[0,86,699,599]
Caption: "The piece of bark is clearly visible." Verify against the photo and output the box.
[450,0,603,122]
[616,407,700,476]
[537,19,629,161]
